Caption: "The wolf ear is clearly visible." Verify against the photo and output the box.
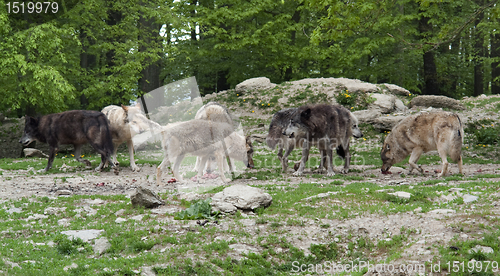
[301,108,311,119]
[26,116,38,126]
[121,104,129,111]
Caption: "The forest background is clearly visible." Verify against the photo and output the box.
[0,0,499,117]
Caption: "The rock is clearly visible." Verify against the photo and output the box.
[130,186,165,208]
[26,214,49,221]
[235,77,276,93]
[428,209,456,215]
[380,83,411,96]
[409,95,466,110]
[6,207,22,214]
[23,148,49,158]
[463,194,478,203]
[394,99,408,113]
[115,217,127,224]
[93,237,111,255]
[211,184,272,212]
[352,109,382,124]
[213,202,238,213]
[140,266,156,276]
[469,245,494,254]
[448,188,464,193]
[58,219,70,227]
[373,115,406,131]
[130,215,144,221]
[414,207,423,213]
[61,229,104,242]
[55,190,72,196]
[63,263,78,271]
[302,192,338,201]
[369,93,397,114]
[387,191,412,199]
[249,133,267,143]
[229,243,261,255]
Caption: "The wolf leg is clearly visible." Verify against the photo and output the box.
[197,155,209,183]
[41,146,58,173]
[215,153,229,183]
[458,156,463,175]
[437,148,449,177]
[293,141,310,176]
[156,155,171,186]
[193,156,202,172]
[126,139,140,172]
[74,145,92,168]
[408,147,424,175]
[282,143,294,173]
[325,149,336,176]
[172,154,185,182]
[341,144,350,174]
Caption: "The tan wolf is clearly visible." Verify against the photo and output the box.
[101,104,160,172]
[156,119,251,184]
[381,111,463,177]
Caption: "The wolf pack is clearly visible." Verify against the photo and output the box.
[19,99,464,182]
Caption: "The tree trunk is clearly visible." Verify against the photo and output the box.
[138,7,162,114]
[418,15,439,95]
[492,31,500,94]
[473,6,485,97]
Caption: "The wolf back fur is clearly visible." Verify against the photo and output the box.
[19,110,118,174]
[156,119,249,184]
[381,111,463,177]
[101,104,160,172]
[268,106,362,174]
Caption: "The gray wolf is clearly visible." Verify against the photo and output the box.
[193,102,254,173]
[282,104,361,176]
[19,110,118,174]
[268,106,362,174]
[101,104,160,172]
[381,111,463,177]
[156,119,250,184]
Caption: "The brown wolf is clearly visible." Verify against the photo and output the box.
[381,111,463,177]
[19,110,118,174]
[101,104,160,172]
[282,104,359,176]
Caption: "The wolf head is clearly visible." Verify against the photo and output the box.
[283,108,310,138]
[350,114,363,138]
[19,116,41,146]
[380,134,406,173]
[122,104,160,135]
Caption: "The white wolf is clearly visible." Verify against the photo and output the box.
[156,119,250,184]
[193,102,254,173]
[381,111,463,177]
[102,104,160,171]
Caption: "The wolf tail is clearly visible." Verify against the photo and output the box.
[450,114,463,163]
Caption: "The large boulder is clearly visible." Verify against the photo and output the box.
[235,77,276,94]
[379,83,411,96]
[130,187,165,208]
[211,184,272,213]
[369,93,397,114]
[373,115,406,132]
[409,95,466,110]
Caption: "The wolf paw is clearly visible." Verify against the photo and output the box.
[327,171,336,177]
[131,165,140,172]
[340,168,349,174]
[292,171,303,176]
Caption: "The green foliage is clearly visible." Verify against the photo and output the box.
[465,119,500,145]
[174,198,219,220]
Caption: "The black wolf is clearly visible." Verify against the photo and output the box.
[282,104,359,176]
[19,110,118,174]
